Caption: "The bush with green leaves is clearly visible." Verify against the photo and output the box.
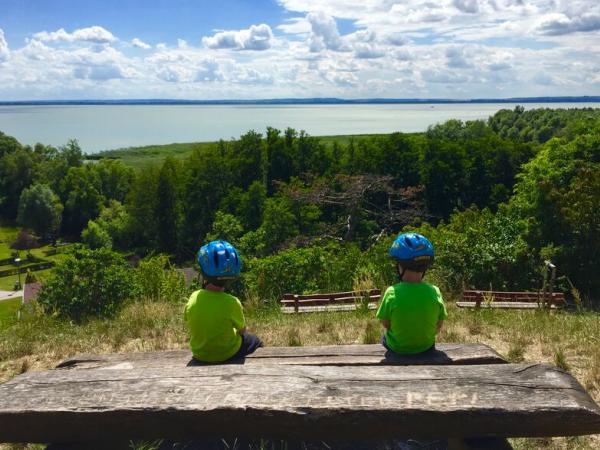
[136,254,188,303]
[411,206,535,293]
[38,246,137,321]
[81,220,113,249]
[243,242,363,302]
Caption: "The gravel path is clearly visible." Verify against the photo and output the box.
[0,290,21,302]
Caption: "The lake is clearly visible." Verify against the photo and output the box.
[1,103,599,153]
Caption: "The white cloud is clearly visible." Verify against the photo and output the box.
[132,38,151,49]
[0,29,9,62]
[446,46,472,68]
[307,12,348,52]
[421,69,469,84]
[202,24,273,50]
[535,13,600,35]
[453,0,481,14]
[1,3,600,100]
[34,26,116,44]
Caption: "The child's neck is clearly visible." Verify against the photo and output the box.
[401,271,424,283]
[205,283,225,292]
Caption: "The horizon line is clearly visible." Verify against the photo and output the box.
[1,96,600,105]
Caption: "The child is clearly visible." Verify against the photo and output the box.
[376,232,447,355]
[185,240,263,363]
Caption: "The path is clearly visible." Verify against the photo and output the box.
[0,290,21,302]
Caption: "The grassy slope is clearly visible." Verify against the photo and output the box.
[0,300,598,450]
[0,298,21,322]
[87,134,388,168]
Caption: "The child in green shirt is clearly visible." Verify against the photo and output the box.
[185,240,262,363]
[376,232,447,354]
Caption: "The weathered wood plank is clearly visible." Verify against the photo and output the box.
[281,303,378,313]
[0,363,599,443]
[456,302,560,309]
[56,344,506,370]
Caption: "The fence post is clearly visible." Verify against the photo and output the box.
[294,295,299,313]
[545,260,556,309]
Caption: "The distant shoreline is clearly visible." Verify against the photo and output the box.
[1,96,600,106]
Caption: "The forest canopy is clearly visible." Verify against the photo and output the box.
[1,107,599,303]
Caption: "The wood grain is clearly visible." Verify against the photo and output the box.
[55,343,506,370]
[0,363,599,443]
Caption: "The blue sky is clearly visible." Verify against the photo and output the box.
[1,1,290,47]
[0,0,599,99]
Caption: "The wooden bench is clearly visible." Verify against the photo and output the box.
[457,290,567,309]
[1,344,600,449]
[280,289,381,313]
[56,343,507,369]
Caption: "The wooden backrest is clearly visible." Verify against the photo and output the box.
[280,289,382,307]
[463,290,566,305]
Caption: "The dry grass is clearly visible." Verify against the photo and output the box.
[1,301,599,449]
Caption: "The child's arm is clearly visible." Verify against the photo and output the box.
[237,327,247,336]
[380,319,390,330]
[437,320,444,332]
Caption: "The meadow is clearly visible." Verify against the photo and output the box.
[86,134,386,168]
[0,297,598,450]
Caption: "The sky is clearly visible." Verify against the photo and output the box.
[0,0,599,100]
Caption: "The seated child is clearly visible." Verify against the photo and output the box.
[185,240,263,363]
[376,232,447,355]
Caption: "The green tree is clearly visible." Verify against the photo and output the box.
[59,166,103,236]
[206,211,244,243]
[156,158,182,254]
[0,131,22,159]
[81,220,113,249]
[126,167,159,250]
[260,197,298,253]
[0,147,36,219]
[16,184,63,237]
[37,246,137,321]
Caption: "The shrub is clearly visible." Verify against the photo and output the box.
[136,254,188,303]
[38,246,137,321]
[243,242,363,302]
[81,220,113,249]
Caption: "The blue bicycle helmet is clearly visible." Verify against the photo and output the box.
[389,232,434,272]
[197,240,241,280]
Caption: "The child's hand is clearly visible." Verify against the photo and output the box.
[437,321,444,332]
[380,319,390,330]
[238,327,247,336]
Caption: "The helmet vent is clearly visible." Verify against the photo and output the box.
[404,236,413,247]
[213,251,220,267]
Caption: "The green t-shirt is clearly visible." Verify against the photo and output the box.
[376,282,447,354]
[184,289,245,362]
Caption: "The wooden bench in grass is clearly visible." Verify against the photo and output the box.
[280,289,381,313]
[55,343,507,370]
[457,290,567,309]
[1,360,599,447]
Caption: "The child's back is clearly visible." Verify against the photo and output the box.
[377,281,446,354]
[185,288,244,362]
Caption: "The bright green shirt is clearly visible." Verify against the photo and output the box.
[184,289,245,362]
[376,282,447,354]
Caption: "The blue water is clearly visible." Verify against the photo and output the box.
[0,103,598,153]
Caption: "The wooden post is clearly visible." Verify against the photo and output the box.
[543,260,556,309]
[294,295,299,313]
[475,292,482,309]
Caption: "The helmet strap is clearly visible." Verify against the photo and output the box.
[397,264,406,281]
